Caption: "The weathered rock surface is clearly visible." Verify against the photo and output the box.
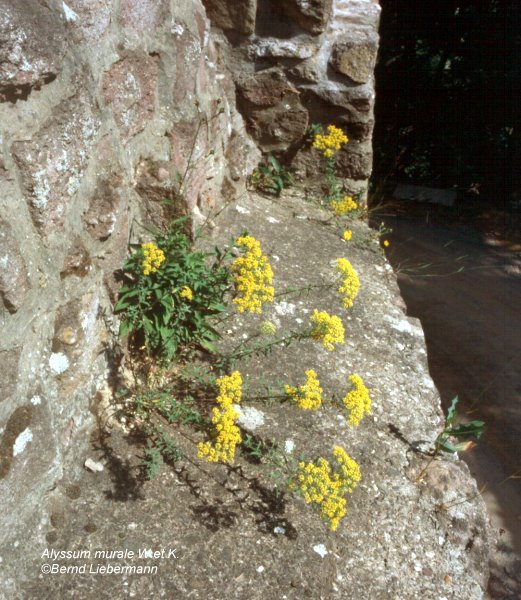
[280,0,334,34]
[205,0,381,198]
[202,0,258,34]
[330,29,379,83]
[235,69,309,151]
[10,191,490,599]
[0,0,257,589]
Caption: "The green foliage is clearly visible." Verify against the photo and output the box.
[436,396,485,453]
[134,389,205,428]
[143,430,183,480]
[250,154,294,197]
[114,218,232,359]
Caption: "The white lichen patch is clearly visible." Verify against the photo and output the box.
[313,544,328,558]
[80,295,99,333]
[30,395,42,406]
[384,315,424,337]
[62,2,79,22]
[49,352,69,374]
[284,439,295,453]
[274,301,296,316]
[13,428,33,456]
[233,405,265,431]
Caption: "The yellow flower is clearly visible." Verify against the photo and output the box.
[332,446,362,491]
[141,242,165,275]
[343,230,352,241]
[285,369,323,410]
[312,125,349,159]
[292,446,361,530]
[232,235,274,313]
[336,258,360,309]
[310,309,345,351]
[330,196,357,216]
[383,240,390,247]
[180,286,193,301]
[197,371,243,464]
[342,374,372,427]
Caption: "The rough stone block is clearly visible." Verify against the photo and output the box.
[0,220,29,313]
[329,30,379,84]
[0,0,67,103]
[119,0,170,32]
[202,0,257,35]
[280,0,333,34]
[12,93,100,238]
[235,69,309,152]
[60,0,112,44]
[336,142,373,180]
[0,347,22,402]
[102,53,159,141]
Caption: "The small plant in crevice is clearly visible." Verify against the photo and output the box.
[416,396,485,482]
[250,154,294,197]
[114,217,233,359]
[312,124,349,204]
[435,396,485,454]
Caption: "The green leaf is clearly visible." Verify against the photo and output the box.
[445,396,459,426]
[199,339,218,353]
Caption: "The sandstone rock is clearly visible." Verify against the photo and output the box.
[82,136,127,241]
[280,0,333,34]
[134,159,184,229]
[0,405,32,479]
[329,30,379,84]
[60,237,92,279]
[119,0,170,32]
[235,69,308,152]
[0,347,22,402]
[0,219,29,313]
[336,141,373,180]
[329,0,381,31]
[12,93,100,238]
[0,0,67,103]
[83,176,125,241]
[201,0,257,35]
[246,37,318,60]
[102,53,159,141]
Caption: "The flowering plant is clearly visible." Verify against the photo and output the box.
[114,219,231,359]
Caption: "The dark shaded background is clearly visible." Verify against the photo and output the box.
[373,0,521,204]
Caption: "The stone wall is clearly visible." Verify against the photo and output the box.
[203,0,380,198]
[0,0,258,560]
[0,0,380,581]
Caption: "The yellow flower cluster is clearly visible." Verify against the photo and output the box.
[313,125,349,159]
[180,286,193,301]
[293,446,361,530]
[142,242,166,276]
[332,446,362,491]
[342,374,372,427]
[330,196,358,216]
[285,369,323,410]
[232,235,274,313]
[343,230,352,241]
[336,258,360,309]
[310,309,345,351]
[197,371,243,464]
